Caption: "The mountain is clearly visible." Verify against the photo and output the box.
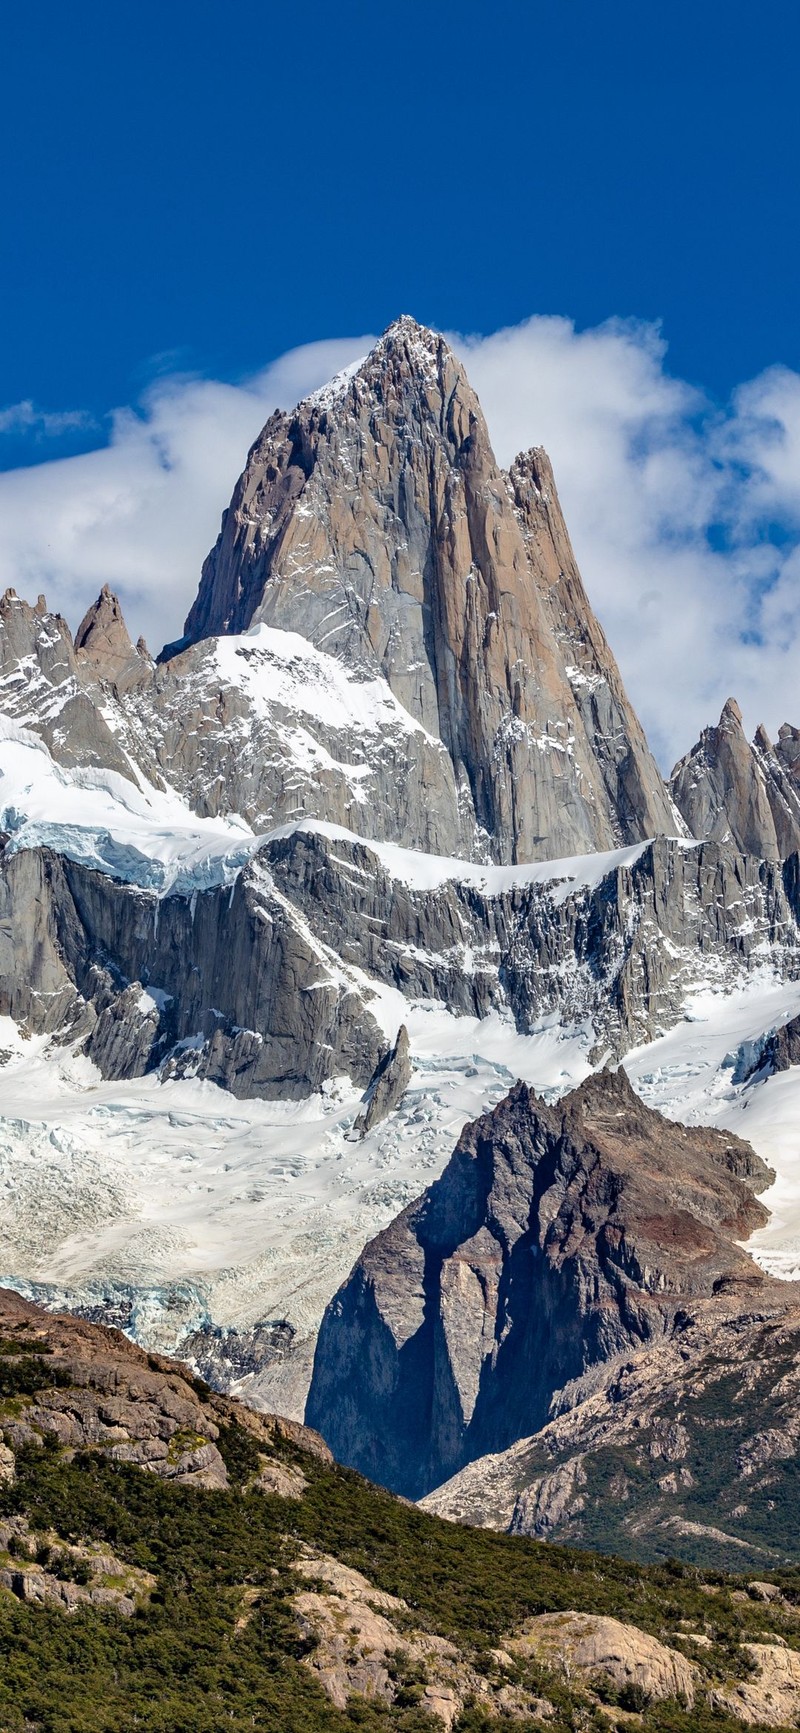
[3,1287,800,1732]
[305,1067,796,1507]
[179,315,679,863]
[1,314,800,1461]
[2,320,679,867]
[671,699,800,862]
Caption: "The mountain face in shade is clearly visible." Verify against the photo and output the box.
[181,316,678,863]
[305,1067,774,1499]
[671,698,800,862]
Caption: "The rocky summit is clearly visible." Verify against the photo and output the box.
[180,315,678,863]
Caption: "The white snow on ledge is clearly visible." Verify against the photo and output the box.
[0,714,668,900]
[0,719,257,895]
[271,820,653,901]
[213,623,440,744]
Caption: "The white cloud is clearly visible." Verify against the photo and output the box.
[0,316,798,770]
[0,339,371,657]
[453,317,800,768]
[0,401,93,437]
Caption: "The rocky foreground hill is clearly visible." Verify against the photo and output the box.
[2,1285,800,1732]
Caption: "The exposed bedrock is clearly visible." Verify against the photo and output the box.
[264,828,800,1056]
[179,317,677,862]
[671,698,800,862]
[354,1025,412,1136]
[1,827,799,1098]
[305,1068,775,1499]
[0,843,385,1098]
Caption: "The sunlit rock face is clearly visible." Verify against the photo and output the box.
[181,315,677,863]
[671,698,800,863]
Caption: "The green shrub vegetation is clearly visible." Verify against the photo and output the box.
[0,1423,797,1732]
[508,1331,800,1573]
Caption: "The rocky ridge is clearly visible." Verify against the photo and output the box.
[423,1291,800,1570]
[305,1066,785,1500]
[0,1283,327,1494]
[671,699,800,863]
[3,823,799,1102]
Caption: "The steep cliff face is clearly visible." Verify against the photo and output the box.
[0,841,387,1098]
[180,317,677,863]
[2,825,798,1101]
[264,828,800,1061]
[0,321,680,867]
[671,699,800,862]
[305,1069,774,1498]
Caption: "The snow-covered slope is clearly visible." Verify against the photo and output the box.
[0,719,258,893]
[625,975,800,1280]
[3,967,800,1418]
[0,1005,587,1413]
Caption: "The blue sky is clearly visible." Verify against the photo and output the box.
[2,0,799,454]
[1,0,800,765]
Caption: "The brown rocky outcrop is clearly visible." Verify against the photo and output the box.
[305,1067,775,1498]
[0,1284,329,1492]
[671,699,800,861]
[423,1296,800,1568]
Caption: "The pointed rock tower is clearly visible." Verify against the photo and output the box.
[74,584,151,689]
[180,316,676,863]
[670,699,800,861]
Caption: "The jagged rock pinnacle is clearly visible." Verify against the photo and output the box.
[74,586,149,686]
[671,697,800,860]
[180,317,676,863]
